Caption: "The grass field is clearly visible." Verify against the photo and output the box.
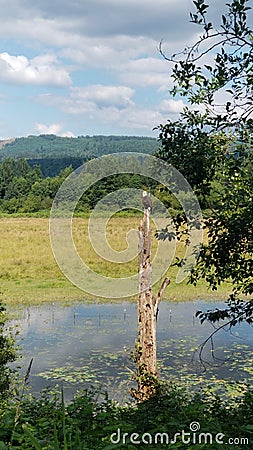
[0,217,231,305]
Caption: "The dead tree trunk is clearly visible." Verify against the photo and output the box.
[133,209,170,401]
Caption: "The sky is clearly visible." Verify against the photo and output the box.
[0,0,245,139]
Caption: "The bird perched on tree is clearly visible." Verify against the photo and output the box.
[142,191,152,213]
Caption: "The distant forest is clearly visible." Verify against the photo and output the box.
[0,134,159,177]
[0,135,161,214]
[0,134,226,215]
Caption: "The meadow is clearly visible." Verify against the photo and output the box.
[0,217,230,305]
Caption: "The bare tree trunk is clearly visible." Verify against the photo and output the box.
[138,210,157,371]
[133,209,170,401]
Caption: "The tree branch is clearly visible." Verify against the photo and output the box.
[155,277,170,309]
[196,312,246,370]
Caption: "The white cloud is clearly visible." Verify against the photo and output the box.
[36,123,75,137]
[160,99,185,114]
[61,35,155,68]
[39,85,135,115]
[117,57,170,88]
[1,0,245,138]
[37,86,174,135]
[73,85,134,110]
[0,52,71,86]
[120,108,165,132]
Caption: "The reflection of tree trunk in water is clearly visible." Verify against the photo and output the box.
[133,209,170,401]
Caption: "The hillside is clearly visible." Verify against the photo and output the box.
[0,138,15,149]
[0,134,159,176]
[0,134,159,159]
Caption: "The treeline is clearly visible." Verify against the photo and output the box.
[0,158,73,214]
[0,134,158,176]
[0,155,225,215]
[0,158,160,214]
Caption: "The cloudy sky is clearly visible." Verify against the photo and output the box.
[0,0,237,138]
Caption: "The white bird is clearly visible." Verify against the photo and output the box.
[142,191,152,213]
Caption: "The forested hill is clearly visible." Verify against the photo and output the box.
[0,134,159,176]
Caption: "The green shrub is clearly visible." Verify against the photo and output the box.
[0,302,16,410]
[0,382,252,449]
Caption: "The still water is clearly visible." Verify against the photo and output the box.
[8,300,253,401]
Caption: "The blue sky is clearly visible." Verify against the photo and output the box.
[0,0,242,139]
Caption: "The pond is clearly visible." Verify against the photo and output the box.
[8,300,253,401]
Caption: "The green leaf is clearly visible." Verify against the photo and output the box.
[22,424,42,450]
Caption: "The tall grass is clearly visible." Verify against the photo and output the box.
[22,388,86,450]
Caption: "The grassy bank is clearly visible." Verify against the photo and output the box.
[0,217,230,305]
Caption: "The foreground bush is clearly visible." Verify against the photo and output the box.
[0,382,252,449]
[0,302,16,412]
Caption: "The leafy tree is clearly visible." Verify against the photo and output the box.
[21,194,42,213]
[5,176,30,200]
[25,165,43,185]
[160,0,253,128]
[31,178,60,199]
[58,165,74,180]
[0,158,16,198]
[16,158,31,177]
[155,115,230,206]
[157,0,253,327]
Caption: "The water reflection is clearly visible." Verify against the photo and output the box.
[8,300,253,401]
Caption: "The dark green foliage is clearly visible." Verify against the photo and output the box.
[81,173,156,210]
[155,114,229,206]
[27,157,85,177]
[0,158,16,198]
[190,151,253,297]
[0,158,70,214]
[0,156,158,214]
[0,303,16,408]
[0,383,252,449]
